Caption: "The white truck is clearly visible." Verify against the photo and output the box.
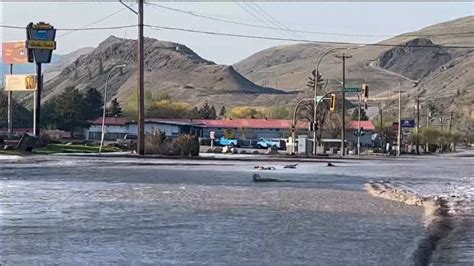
[256,138,282,149]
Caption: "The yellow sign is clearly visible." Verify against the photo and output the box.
[224,128,235,139]
[5,75,37,91]
[27,40,56,50]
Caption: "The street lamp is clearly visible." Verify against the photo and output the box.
[99,64,126,154]
[312,47,357,155]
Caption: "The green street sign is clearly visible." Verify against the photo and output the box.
[342,87,361,93]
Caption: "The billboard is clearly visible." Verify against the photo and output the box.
[2,41,29,64]
[5,74,37,91]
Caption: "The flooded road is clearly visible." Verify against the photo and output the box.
[1,154,469,264]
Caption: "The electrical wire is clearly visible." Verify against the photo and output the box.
[145,24,474,49]
[57,7,126,38]
[1,23,473,49]
[144,2,474,38]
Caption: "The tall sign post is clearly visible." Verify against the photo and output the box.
[26,22,56,136]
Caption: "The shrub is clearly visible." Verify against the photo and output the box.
[38,132,53,147]
[145,130,166,154]
[174,134,200,156]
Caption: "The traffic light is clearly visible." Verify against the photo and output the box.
[362,84,369,99]
[330,94,336,111]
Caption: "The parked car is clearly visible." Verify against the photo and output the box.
[256,138,285,150]
[116,134,138,148]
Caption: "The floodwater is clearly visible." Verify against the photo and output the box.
[1,152,472,264]
[0,156,426,265]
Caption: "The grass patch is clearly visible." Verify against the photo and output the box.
[34,144,123,155]
[0,150,22,155]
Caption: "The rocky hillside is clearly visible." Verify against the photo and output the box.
[234,16,473,132]
[42,36,294,107]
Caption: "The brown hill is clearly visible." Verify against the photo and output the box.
[234,16,474,132]
[42,36,293,107]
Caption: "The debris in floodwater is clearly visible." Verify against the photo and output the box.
[254,165,276,170]
[284,164,298,169]
[327,163,335,167]
[252,174,280,182]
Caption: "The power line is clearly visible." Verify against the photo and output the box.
[246,1,294,36]
[144,2,474,38]
[235,2,285,35]
[145,24,474,49]
[242,1,295,39]
[57,7,126,38]
[1,24,137,31]
[1,23,473,49]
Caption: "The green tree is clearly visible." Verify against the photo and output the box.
[219,106,226,117]
[107,98,123,117]
[83,87,103,120]
[192,102,217,119]
[54,87,88,138]
[350,106,369,121]
[40,99,59,129]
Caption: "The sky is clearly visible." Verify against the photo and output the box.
[1,1,473,65]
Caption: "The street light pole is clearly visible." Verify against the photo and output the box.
[99,64,126,154]
[313,47,347,156]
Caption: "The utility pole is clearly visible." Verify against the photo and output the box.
[416,96,420,155]
[7,65,13,138]
[426,108,430,153]
[335,53,351,156]
[396,88,406,157]
[379,106,383,148]
[448,112,453,134]
[137,0,145,155]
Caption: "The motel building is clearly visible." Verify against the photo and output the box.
[85,118,310,141]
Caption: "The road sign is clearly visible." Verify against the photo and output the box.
[2,41,29,64]
[401,119,415,128]
[27,40,56,50]
[210,131,215,140]
[5,74,37,91]
[342,87,361,93]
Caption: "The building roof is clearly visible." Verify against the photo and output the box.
[88,117,129,126]
[87,117,310,129]
[347,120,375,131]
[197,119,309,129]
[140,118,204,127]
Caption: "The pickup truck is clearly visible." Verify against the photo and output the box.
[218,137,238,147]
[256,138,282,149]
